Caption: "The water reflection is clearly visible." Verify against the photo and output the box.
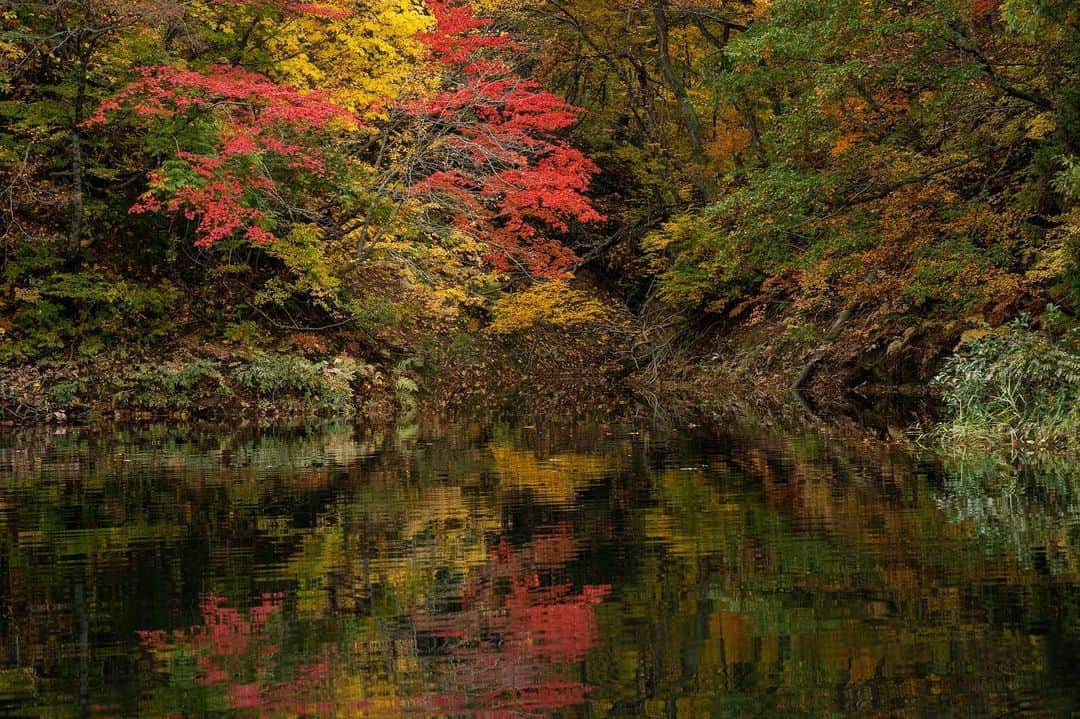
[0,419,1079,717]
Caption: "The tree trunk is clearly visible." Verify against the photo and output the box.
[652,1,703,156]
[68,53,88,262]
[651,1,714,199]
[791,306,853,392]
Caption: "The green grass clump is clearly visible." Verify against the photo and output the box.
[929,310,1080,452]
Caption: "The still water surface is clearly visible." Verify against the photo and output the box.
[1,418,1079,717]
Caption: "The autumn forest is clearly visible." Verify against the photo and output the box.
[7,2,1080,717]
[2,0,1080,440]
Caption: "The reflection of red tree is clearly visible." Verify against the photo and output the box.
[138,593,334,716]
[411,527,611,717]
[134,527,609,718]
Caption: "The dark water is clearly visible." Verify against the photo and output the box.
[1,417,1080,718]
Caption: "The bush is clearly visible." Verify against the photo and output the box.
[1,270,180,361]
[101,353,372,416]
[117,359,227,410]
[231,352,366,414]
[930,311,1080,450]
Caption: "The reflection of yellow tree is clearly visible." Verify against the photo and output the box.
[262,482,502,621]
[489,444,611,504]
[280,440,618,619]
[233,433,623,716]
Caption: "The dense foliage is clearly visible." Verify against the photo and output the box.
[931,310,1080,449]
[2,0,1080,427]
[0,0,601,349]
[483,0,1080,400]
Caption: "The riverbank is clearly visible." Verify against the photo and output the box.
[0,350,402,425]
[5,288,1079,462]
[0,313,631,426]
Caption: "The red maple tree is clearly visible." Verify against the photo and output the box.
[90,0,601,278]
[86,63,355,247]
[407,0,604,278]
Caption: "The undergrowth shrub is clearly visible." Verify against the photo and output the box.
[1,268,180,362]
[930,310,1080,450]
[99,354,371,416]
[117,359,228,410]
[231,352,367,413]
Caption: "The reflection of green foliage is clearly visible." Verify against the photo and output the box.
[591,422,1080,718]
[3,419,1080,718]
[936,449,1080,574]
